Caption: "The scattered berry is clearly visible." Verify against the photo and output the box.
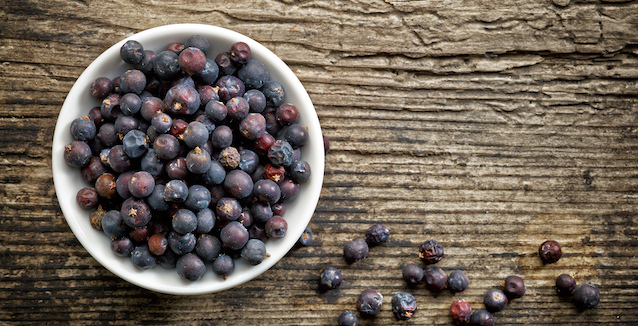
[450,299,472,324]
[344,238,369,264]
[319,267,342,290]
[365,224,390,246]
[539,240,562,264]
[555,274,576,296]
[419,239,444,264]
[573,283,600,309]
[391,292,417,320]
[357,289,383,317]
[503,275,526,299]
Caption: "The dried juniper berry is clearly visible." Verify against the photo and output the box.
[555,274,576,296]
[448,270,470,293]
[344,238,369,264]
[70,116,97,141]
[179,47,207,75]
[253,179,281,204]
[153,50,181,80]
[276,103,299,126]
[469,309,494,326]
[211,125,233,149]
[196,234,222,262]
[172,208,198,234]
[64,141,91,168]
[392,292,417,321]
[241,239,267,265]
[229,41,251,64]
[131,244,156,270]
[224,169,254,199]
[196,208,215,234]
[402,263,424,287]
[357,289,383,317]
[129,226,151,244]
[140,149,164,177]
[238,149,260,174]
[141,97,165,121]
[226,96,250,121]
[184,185,211,212]
[539,240,562,264]
[215,52,237,76]
[151,113,172,134]
[165,42,184,55]
[365,224,390,246]
[170,118,188,139]
[197,59,219,85]
[251,165,265,182]
[198,85,219,108]
[95,173,117,199]
[243,89,267,113]
[120,197,152,228]
[120,40,144,64]
[165,84,200,115]
[284,124,308,148]
[184,35,210,54]
[337,311,359,326]
[102,210,127,239]
[97,123,118,147]
[90,77,113,100]
[176,253,206,282]
[219,146,241,170]
[88,106,105,128]
[186,147,211,174]
[253,133,276,156]
[157,249,178,269]
[483,288,508,313]
[237,59,269,89]
[110,237,134,257]
[115,172,134,199]
[119,93,142,115]
[112,76,122,94]
[212,253,235,279]
[164,179,189,203]
[216,197,242,222]
[424,266,448,292]
[183,121,208,148]
[503,275,526,299]
[107,145,131,173]
[248,224,267,241]
[148,233,168,256]
[76,187,99,209]
[419,239,444,264]
[261,80,285,107]
[153,134,180,160]
[238,208,253,228]
[450,300,472,325]
[250,201,272,225]
[216,75,245,102]
[135,50,156,75]
[122,129,149,158]
[298,225,312,246]
[168,231,196,255]
[264,163,285,183]
[114,115,139,137]
[279,179,300,201]
[265,215,287,239]
[205,100,228,122]
[239,113,266,140]
[263,109,282,137]
[128,171,155,198]
[81,157,106,184]
[289,160,312,183]
[316,267,342,291]
[267,140,294,167]
[573,283,600,309]
[166,157,188,180]
[202,160,226,186]
[119,69,146,95]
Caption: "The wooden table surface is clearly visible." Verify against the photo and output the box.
[2,0,638,325]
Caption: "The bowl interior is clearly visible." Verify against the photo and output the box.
[52,24,324,295]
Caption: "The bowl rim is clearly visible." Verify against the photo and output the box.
[52,23,324,295]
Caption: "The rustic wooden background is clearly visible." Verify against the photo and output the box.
[2,0,638,325]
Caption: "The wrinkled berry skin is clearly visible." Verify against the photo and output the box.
[268,140,294,167]
[319,267,342,290]
[469,309,494,326]
[539,240,562,264]
[241,239,266,265]
[230,42,251,64]
[419,239,444,264]
[357,288,383,317]
[555,274,576,296]
[573,283,600,309]
[448,270,470,293]
[503,275,526,299]
[216,75,245,103]
[365,224,390,246]
[424,267,448,292]
[483,288,508,313]
[450,300,472,324]
[120,40,144,64]
[402,263,424,287]
[176,253,206,282]
[343,238,369,264]
[261,80,285,107]
[337,311,359,326]
[76,187,99,209]
[392,292,417,321]
[122,129,149,158]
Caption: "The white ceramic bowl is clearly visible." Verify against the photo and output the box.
[52,24,324,295]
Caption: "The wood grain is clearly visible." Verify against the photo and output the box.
[1,0,638,325]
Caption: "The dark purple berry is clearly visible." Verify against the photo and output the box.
[102,210,126,238]
[128,171,154,198]
[248,224,267,241]
[357,289,383,317]
[196,234,222,262]
[419,239,444,264]
[267,140,294,167]
[238,149,260,174]
[140,97,165,121]
[184,35,210,54]
[119,93,142,115]
[196,208,215,234]
[151,113,172,134]
[223,169,254,199]
[424,266,448,292]
[184,185,211,212]
[197,59,219,85]
[261,80,285,107]
[469,309,494,326]
[186,147,211,174]
[365,224,390,246]
[205,100,228,122]
[164,180,189,203]
[539,240,562,264]
[238,208,253,228]
[323,134,330,154]
[448,270,470,293]
[402,263,424,287]
[90,77,113,100]
[226,97,250,121]
[70,116,97,141]
[503,275,526,299]
[183,121,209,148]
[120,197,152,228]
[148,233,168,256]
[81,156,106,184]
[107,145,131,173]
[253,132,275,156]
[251,202,273,225]
[88,106,105,127]
[120,40,144,64]
[95,173,117,199]
[97,123,118,147]
[140,149,164,177]
[120,69,146,95]
[176,253,206,282]
[337,311,359,326]
[165,84,200,115]
[166,157,188,180]
[216,197,242,222]
[343,238,368,264]
[122,129,149,158]
[216,75,245,103]
[131,245,156,270]
[573,283,600,309]
[263,163,285,183]
[279,179,300,201]
[241,239,267,265]
[392,292,417,321]
[157,249,178,269]
[215,52,237,76]
[147,184,169,211]
[298,225,312,246]
[76,187,98,209]
[229,41,251,64]
[275,103,299,126]
[484,288,508,313]
[237,59,269,89]
[135,50,156,75]
[165,42,184,54]
[253,179,281,204]
[450,300,472,325]
[100,93,121,119]
[168,231,196,255]
[153,50,181,80]
[212,253,234,279]
[110,237,134,257]
[289,160,311,183]
[179,47,207,75]
[263,109,282,136]
[64,141,91,168]
[114,115,139,136]
[556,274,576,295]
[202,160,226,186]
[319,267,342,290]
[172,208,197,234]
[265,215,287,238]
[153,134,180,160]
[239,113,266,140]
[243,89,267,113]
[198,85,220,106]
[211,125,233,149]
[284,123,309,148]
